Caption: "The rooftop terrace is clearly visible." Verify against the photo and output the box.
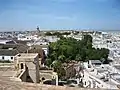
[16,53,38,58]
[0,77,106,90]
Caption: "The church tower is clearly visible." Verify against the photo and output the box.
[37,26,40,33]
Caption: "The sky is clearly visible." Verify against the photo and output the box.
[0,0,120,31]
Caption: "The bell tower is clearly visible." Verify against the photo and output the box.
[37,26,40,33]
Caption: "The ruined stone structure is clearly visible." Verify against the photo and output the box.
[14,53,40,83]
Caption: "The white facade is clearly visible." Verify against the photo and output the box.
[81,61,120,89]
[17,34,33,41]
[0,40,13,44]
[18,37,32,41]
[0,56,14,61]
[42,48,48,56]
[45,36,60,42]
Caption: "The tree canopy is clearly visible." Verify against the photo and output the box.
[47,35,109,64]
[46,35,109,78]
[45,31,71,37]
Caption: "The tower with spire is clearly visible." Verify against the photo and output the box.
[37,26,40,33]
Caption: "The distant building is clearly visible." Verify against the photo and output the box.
[88,60,102,66]
[0,39,15,44]
[27,43,49,56]
[0,44,28,61]
[37,26,40,33]
[17,34,32,41]
[45,36,60,42]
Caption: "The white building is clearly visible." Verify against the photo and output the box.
[0,44,28,61]
[44,36,60,42]
[0,40,15,44]
[17,34,33,41]
[80,60,120,89]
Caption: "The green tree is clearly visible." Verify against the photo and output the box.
[75,54,82,61]
[52,60,66,79]
[58,55,66,63]
[46,59,52,67]
[45,32,52,36]
[47,34,109,64]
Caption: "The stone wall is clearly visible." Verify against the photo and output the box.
[0,77,104,90]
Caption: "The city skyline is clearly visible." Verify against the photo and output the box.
[0,0,120,31]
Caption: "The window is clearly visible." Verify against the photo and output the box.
[2,56,4,60]
[42,77,45,81]
[21,63,24,69]
[11,57,13,59]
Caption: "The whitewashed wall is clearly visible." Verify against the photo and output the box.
[42,48,48,56]
[0,56,14,61]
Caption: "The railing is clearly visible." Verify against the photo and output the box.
[18,69,26,79]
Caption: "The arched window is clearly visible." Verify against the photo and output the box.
[2,56,4,60]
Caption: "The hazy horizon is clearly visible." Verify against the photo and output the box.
[0,0,120,31]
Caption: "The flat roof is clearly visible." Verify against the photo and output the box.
[114,65,120,70]
[90,60,102,64]
[16,53,38,58]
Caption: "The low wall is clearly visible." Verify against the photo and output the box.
[0,77,107,90]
